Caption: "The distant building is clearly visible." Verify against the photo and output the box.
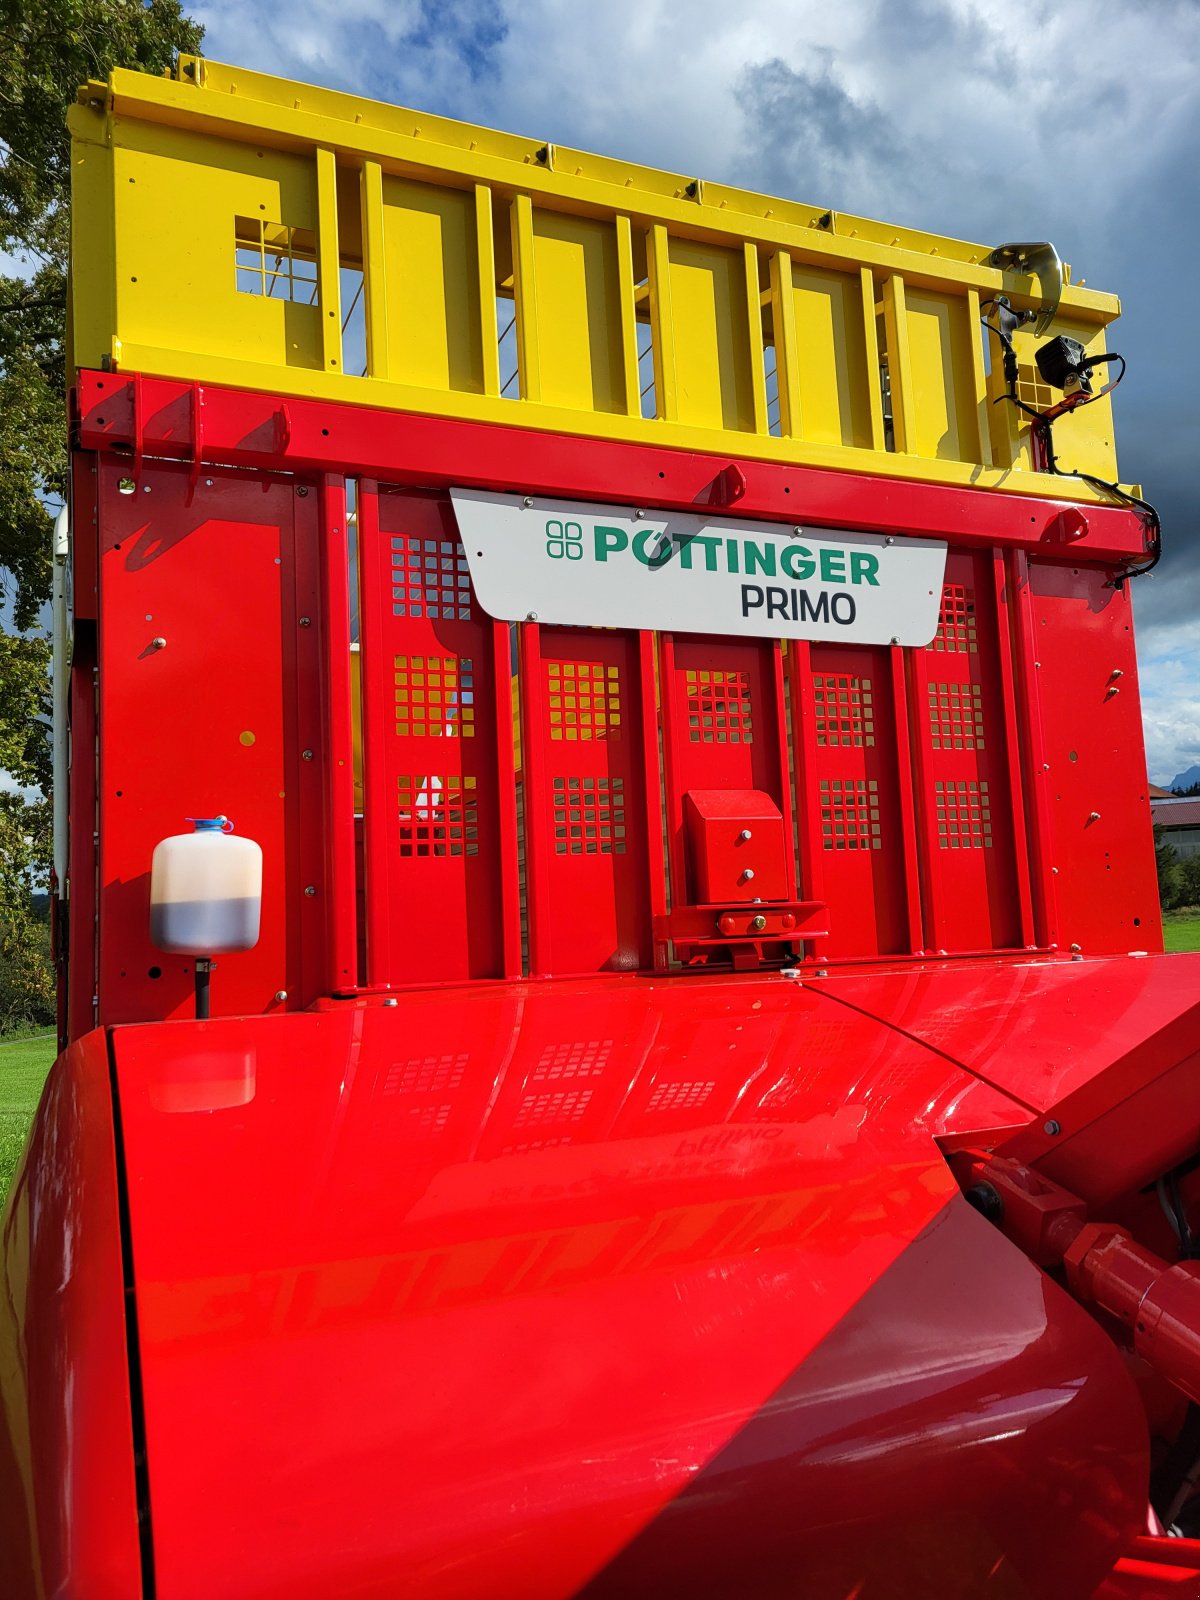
[1152,796,1200,861]
[1149,784,1174,799]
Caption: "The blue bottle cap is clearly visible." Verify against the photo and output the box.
[186,816,235,833]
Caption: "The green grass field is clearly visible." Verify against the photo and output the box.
[0,1032,56,1205]
[1164,914,1200,954]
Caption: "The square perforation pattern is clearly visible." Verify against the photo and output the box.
[647,1080,715,1113]
[547,660,622,741]
[397,775,478,857]
[685,668,754,744]
[384,1053,469,1095]
[935,778,992,849]
[532,1039,614,1081]
[814,673,875,747]
[928,682,985,750]
[820,777,881,850]
[394,655,475,739]
[932,585,978,654]
[391,535,473,620]
[552,776,626,855]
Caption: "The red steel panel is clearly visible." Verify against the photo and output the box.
[105,990,1146,1600]
[660,634,792,908]
[910,552,1024,953]
[522,624,659,976]
[0,1031,143,1599]
[317,474,358,991]
[95,456,327,1023]
[66,623,98,1045]
[358,485,516,984]
[803,642,912,957]
[74,369,1152,565]
[1024,560,1162,955]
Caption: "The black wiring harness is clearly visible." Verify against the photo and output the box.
[980,300,1161,584]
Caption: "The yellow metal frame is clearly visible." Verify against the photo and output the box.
[69,57,1125,501]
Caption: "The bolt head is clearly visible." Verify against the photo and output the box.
[750,914,767,932]
[297,486,309,497]
[299,616,311,627]
[521,496,533,508]
[884,536,894,545]
[526,610,538,622]
[383,997,399,1007]
[1044,1119,1062,1136]
[274,990,288,1003]
[740,868,755,882]
[301,749,313,760]
[304,885,317,897]
[737,828,752,842]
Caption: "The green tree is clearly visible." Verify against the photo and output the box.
[1155,823,1181,912]
[0,1,203,1032]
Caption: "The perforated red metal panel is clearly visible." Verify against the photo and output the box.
[358,485,519,984]
[660,636,793,908]
[910,553,1023,953]
[797,643,912,957]
[521,626,662,976]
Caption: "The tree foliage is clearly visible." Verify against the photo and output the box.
[0,1,203,1031]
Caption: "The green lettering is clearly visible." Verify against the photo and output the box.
[851,551,880,586]
[819,548,846,583]
[691,534,720,572]
[633,528,674,569]
[594,524,628,562]
[781,544,816,581]
[745,542,777,577]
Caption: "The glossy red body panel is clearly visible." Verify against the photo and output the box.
[93,457,328,1023]
[74,369,1152,564]
[0,1031,143,1598]
[107,981,1149,1599]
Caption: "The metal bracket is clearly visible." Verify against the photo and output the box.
[186,383,206,504]
[986,242,1064,336]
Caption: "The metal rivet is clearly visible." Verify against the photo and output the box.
[299,616,311,627]
[304,885,316,897]
[274,990,288,1003]
[526,611,538,622]
[1088,811,1101,821]
[737,829,752,842]
[740,868,755,883]
[884,536,894,546]
[750,914,767,932]
[890,636,900,645]
[142,485,151,493]
[150,636,166,650]
[297,486,309,497]
[301,749,313,760]
[521,496,533,508]
[205,477,213,487]
[1034,660,1041,668]
[635,508,645,519]
[791,525,804,537]
[1044,1119,1061,1136]
[1070,943,1082,952]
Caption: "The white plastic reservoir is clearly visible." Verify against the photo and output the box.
[150,817,263,954]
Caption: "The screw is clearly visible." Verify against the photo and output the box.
[740,868,755,883]
[791,525,804,537]
[143,485,151,493]
[522,496,533,508]
[1110,668,1124,680]
[274,990,288,1003]
[1070,942,1081,952]
[1088,811,1101,822]
[526,610,538,622]
[304,885,316,897]
[1034,661,1041,669]
[150,636,166,650]
[737,829,752,842]
[297,486,309,497]
[301,749,313,760]
[750,914,767,932]
[635,508,645,519]
[205,477,213,487]
[884,536,894,546]
[299,616,311,627]
[890,636,900,645]
[1044,1119,1061,1137]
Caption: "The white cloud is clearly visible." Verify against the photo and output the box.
[189,0,1200,777]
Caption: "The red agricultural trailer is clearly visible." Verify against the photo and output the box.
[2,54,1199,1599]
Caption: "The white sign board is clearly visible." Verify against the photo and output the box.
[451,490,947,646]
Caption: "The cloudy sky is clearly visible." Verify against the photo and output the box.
[191,0,1199,782]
